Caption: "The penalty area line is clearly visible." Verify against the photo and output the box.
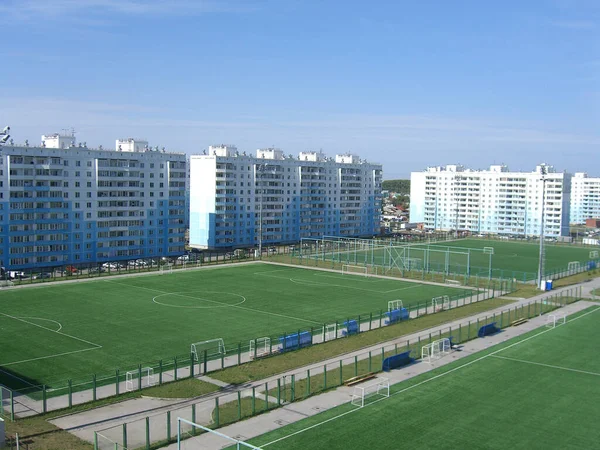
[0,347,102,367]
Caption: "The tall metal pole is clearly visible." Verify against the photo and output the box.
[537,168,547,289]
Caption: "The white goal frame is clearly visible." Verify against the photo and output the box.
[191,338,226,362]
[483,247,495,254]
[421,338,451,364]
[546,313,566,328]
[177,417,263,449]
[388,300,403,312]
[342,264,368,277]
[325,323,338,341]
[590,250,599,259]
[432,295,450,312]
[249,337,271,359]
[568,261,581,271]
[159,264,173,275]
[350,377,390,408]
[125,367,155,392]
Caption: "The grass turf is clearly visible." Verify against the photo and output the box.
[301,238,596,281]
[0,263,470,391]
[246,306,600,450]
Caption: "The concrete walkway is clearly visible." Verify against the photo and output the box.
[48,280,588,449]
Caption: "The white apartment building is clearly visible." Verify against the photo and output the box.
[410,164,571,237]
[189,146,382,249]
[570,173,600,224]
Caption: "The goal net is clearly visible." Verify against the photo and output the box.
[483,247,495,254]
[176,417,263,449]
[159,264,173,275]
[125,367,155,392]
[545,313,566,328]
[342,265,368,277]
[249,337,271,359]
[568,261,581,271]
[388,300,403,312]
[421,338,451,364]
[432,295,450,312]
[590,250,599,259]
[350,377,390,408]
[191,338,225,362]
[325,323,338,341]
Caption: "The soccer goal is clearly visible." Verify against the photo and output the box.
[483,247,495,255]
[325,323,338,341]
[342,264,368,277]
[432,295,450,312]
[388,299,403,312]
[546,313,566,328]
[590,250,599,259]
[191,338,226,362]
[159,264,173,275]
[0,280,14,288]
[421,338,451,364]
[249,337,271,359]
[567,261,581,272]
[125,367,155,392]
[350,377,390,408]
[176,417,263,449]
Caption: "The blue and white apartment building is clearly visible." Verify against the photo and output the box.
[0,133,187,271]
[189,146,382,249]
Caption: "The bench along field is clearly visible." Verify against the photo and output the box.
[246,307,600,450]
[0,263,473,397]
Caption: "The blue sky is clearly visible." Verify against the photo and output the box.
[0,0,598,178]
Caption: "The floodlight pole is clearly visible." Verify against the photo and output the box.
[536,167,548,289]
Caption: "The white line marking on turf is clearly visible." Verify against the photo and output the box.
[152,291,247,309]
[261,307,600,447]
[0,347,102,367]
[0,312,102,349]
[15,316,63,332]
[490,355,600,377]
[103,279,323,326]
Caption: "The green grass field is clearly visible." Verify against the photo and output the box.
[0,263,469,392]
[304,238,596,281]
[246,306,600,450]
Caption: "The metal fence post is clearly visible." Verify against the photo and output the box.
[252,387,256,415]
[93,374,97,402]
[42,385,47,413]
[123,422,128,449]
[215,397,220,427]
[116,370,120,396]
[68,379,73,407]
[167,411,171,442]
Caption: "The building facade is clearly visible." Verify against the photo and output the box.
[189,146,382,249]
[570,173,600,224]
[0,134,187,271]
[410,164,571,237]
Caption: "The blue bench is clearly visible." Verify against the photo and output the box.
[279,331,312,352]
[478,322,500,338]
[382,350,413,372]
[341,320,359,336]
[384,308,409,325]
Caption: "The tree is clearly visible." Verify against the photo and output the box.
[382,179,410,194]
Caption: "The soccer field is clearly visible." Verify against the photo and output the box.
[0,263,469,393]
[247,306,600,450]
[302,238,595,281]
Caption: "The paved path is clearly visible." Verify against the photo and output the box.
[48,280,588,448]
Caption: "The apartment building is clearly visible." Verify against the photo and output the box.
[0,134,187,271]
[189,146,382,249]
[410,164,571,237]
[570,173,600,224]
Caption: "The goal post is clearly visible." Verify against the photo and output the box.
[421,338,451,364]
[590,250,599,259]
[567,261,581,271]
[388,299,403,312]
[159,264,173,275]
[125,367,155,391]
[350,377,390,408]
[177,417,263,449]
[546,313,566,328]
[432,295,450,312]
[342,265,368,277]
[249,337,271,359]
[325,323,338,341]
[483,247,495,254]
[191,338,226,362]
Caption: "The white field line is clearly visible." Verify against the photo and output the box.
[254,272,394,294]
[16,317,63,332]
[0,347,101,367]
[0,312,102,349]
[103,279,323,326]
[261,307,600,447]
[0,368,39,388]
[490,355,600,377]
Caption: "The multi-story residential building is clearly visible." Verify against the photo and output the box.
[0,133,187,271]
[570,173,600,224]
[410,164,571,237]
[189,146,382,249]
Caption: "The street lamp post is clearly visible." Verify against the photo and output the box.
[536,166,548,289]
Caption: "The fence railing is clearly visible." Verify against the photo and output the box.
[1,280,513,419]
[92,288,582,450]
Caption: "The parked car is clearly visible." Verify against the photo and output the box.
[63,265,78,275]
[33,272,53,279]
